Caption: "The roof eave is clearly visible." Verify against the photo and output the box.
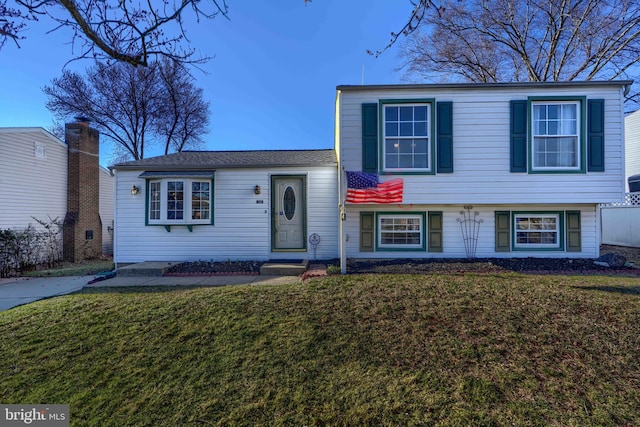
[336,80,634,91]
[111,162,337,171]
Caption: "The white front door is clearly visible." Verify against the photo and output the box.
[272,176,305,250]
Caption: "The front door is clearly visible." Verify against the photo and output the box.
[272,176,306,250]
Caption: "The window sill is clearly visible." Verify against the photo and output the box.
[146,223,212,232]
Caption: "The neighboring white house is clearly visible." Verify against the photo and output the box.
[624,108,640,191]
[110,150,338,264]
[0,127,114,255]
[335,81,631,271]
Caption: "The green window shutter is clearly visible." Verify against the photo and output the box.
[566,211,581,252]
[428,211,443,252]
[436,101,453,173]
[495,211,511,252]
[510,100,527,172]
[362,103,378,173]
[360,212,375,252]
[587,99,605,172]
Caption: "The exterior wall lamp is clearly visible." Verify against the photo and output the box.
[131,185,140,195]
[254,185,261,195]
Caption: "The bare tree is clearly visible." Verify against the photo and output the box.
[396,0,640,102]
[43,60,210,160]
[1,0,228,67]
[156,59,209,154]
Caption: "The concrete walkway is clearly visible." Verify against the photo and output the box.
[0,275,92,311]
[0,274,302,312]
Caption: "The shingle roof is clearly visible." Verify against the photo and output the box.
[111,149,336,170]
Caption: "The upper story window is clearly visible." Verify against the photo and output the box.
[531,101,580,171]
[144,175,213,225]
[382,103,431,172]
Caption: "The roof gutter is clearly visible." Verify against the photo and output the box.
[336,80,635,92]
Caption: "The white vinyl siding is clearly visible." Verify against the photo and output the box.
[99,166,115,255]
[114,166,339,263]
[343,204,598,259]
[0,128,68,230]
[337,84,626,204]
[624,109,640,191]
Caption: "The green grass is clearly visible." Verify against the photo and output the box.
[1,273,639,426]
[22,259,114,277]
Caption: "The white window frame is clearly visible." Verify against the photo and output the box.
[147,179,212,225]
[531,100,581,171]
[513,213,561,249]
[377,214,424,250]
[382,103,431,172]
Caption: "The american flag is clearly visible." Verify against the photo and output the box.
[345,171,404,204]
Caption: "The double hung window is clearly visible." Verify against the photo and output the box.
[382,103,431,172]
[531,100,581,171]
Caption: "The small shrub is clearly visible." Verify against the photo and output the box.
[0,217,63,277]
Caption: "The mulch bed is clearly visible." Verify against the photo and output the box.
[161,246,640,277]
[345,257,640,276]
[164,261,263,276]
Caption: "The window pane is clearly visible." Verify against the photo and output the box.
[414,154,428,169]
[386,139,399,154]
[414,106,427,121]
[414,121,427,136]
[414,138,428,153]
[399,122,413,136]
[385,106,398,121]
[385,154,398,169]
[399,154,413,168]
[563,104,576,120]
[399,141,413,154]
[149,182,161,220]
[167,181,184,221]
[548,105,559,119]
[386,122,398,137]
[399,106,413,121]
[192,181,210,220]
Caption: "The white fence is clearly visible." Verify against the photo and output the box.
[600,192,640,247]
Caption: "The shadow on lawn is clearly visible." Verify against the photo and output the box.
[573,285,640,295]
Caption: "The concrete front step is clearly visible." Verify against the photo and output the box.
[260,260,309,276]
[117,261,178,277]
[117,260,312,277]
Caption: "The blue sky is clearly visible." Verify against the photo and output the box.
[0,1,415,165]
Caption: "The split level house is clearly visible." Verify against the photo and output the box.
[111,81,631,272]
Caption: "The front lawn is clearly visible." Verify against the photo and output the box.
[1,273,639,426]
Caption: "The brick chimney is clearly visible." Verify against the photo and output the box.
[63,118,103,262]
